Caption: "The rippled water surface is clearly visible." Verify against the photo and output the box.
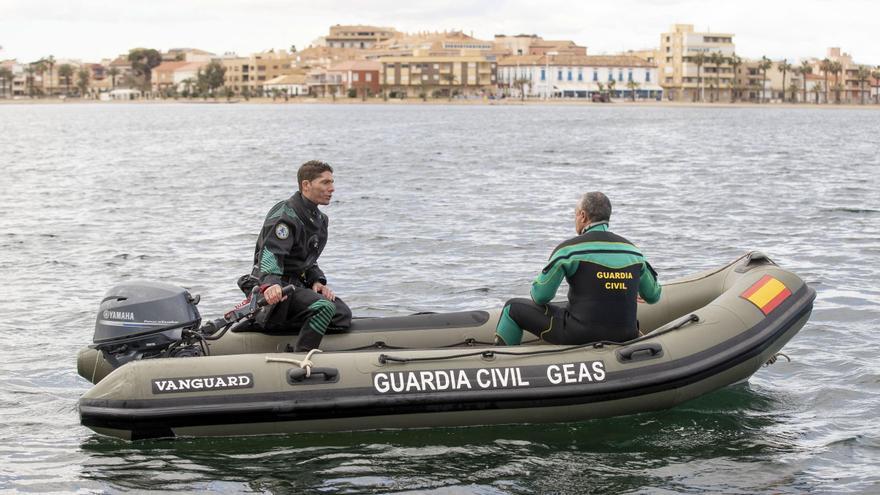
[1,103,878,493]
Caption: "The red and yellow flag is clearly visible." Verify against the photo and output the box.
[740,275,791,315]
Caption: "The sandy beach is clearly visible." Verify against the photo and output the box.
[3,95,880,109]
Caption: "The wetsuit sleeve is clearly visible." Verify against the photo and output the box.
[304,265,327,287]
[639,260,662,304]
[530,251,566,304]
[257,218,297,287]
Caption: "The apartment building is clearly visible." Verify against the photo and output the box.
[152,61,207,93]
[658,24,736,101]
[497,54,661,100]
[734,58,803,102]
[327,60,381,96]
[0,60,26,97]
[222,50,297,95]
[379,55,497,98]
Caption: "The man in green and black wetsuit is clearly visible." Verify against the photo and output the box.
[253,160,352,352]
[495,192,661,345]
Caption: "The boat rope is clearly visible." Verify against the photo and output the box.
[333,337,527,352]
[377,314,700,365]
[763,352,791,367]
[378,341,612,364]
[266,349,323,377]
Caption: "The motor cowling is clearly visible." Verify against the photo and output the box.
[93,281,203,366]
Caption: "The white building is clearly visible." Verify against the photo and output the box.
[173,62,206,91]
[497,54,663,100]
[264,74,309,96]
[101,88,141,100]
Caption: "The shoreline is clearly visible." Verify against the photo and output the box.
[2,96,880,110]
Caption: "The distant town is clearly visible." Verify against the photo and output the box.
[2,23,879,104]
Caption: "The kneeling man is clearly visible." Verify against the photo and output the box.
[496,192,661,345]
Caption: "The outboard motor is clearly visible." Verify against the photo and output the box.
[93,281,203,367]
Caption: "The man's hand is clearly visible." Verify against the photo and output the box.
[312,282,336,301]
[263,284,288,305]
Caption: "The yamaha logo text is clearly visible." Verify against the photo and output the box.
[102,310,135,321]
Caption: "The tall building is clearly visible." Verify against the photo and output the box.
[821,47,874,104]
[658,24,736,101]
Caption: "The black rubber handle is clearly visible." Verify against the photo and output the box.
[288,367,339,382]
[256,285,296,307]
[617,343,663,362]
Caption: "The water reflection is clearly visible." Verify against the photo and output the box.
[79,384,796,493]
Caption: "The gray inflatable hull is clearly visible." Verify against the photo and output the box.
[78,252,815,440]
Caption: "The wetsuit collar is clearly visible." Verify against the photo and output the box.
[293,191,320,213]
[581,221,609,235]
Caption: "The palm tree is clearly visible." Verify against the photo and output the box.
[833,82,845,105]
[873,67,880,104]
[607,79,617,100]
[830,61,843,103]
[819,58,832,104]
[692,52,706,102]
[107,67,120,89]
[181,77,196,98]
[788,81,799,103]
[0,67,13,98]
[729,53,742,102]
[513,76,530,101]
[708,52,724,102]
[57,64,74,95]
[440,72,457,101]
[856,65,871,104]
[797,60,812,103]
[758,56,773,103]
[34,60,48,94]
[76,68,90,97]
[626,80,640,101]
[811,82,822,104]
[44,55,55,95]
[777,59,792,103]
[24,65,36,97]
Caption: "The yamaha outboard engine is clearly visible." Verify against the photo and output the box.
[93,281,203,367]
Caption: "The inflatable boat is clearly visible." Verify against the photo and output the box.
[77,252,815,440]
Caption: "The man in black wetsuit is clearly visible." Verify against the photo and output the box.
[495,192,661,345]
[251,160,352,351]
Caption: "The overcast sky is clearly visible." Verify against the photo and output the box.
[2,0,878,64]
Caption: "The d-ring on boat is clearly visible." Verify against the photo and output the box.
[77,252,814,440]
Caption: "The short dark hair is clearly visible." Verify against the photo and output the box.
[297,160,333,190]
[578,191,612,223]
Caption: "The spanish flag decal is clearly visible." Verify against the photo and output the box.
[740,275,792,315]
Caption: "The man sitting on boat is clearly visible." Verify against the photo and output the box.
[495,191,661,345]
[250,160,352,351]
